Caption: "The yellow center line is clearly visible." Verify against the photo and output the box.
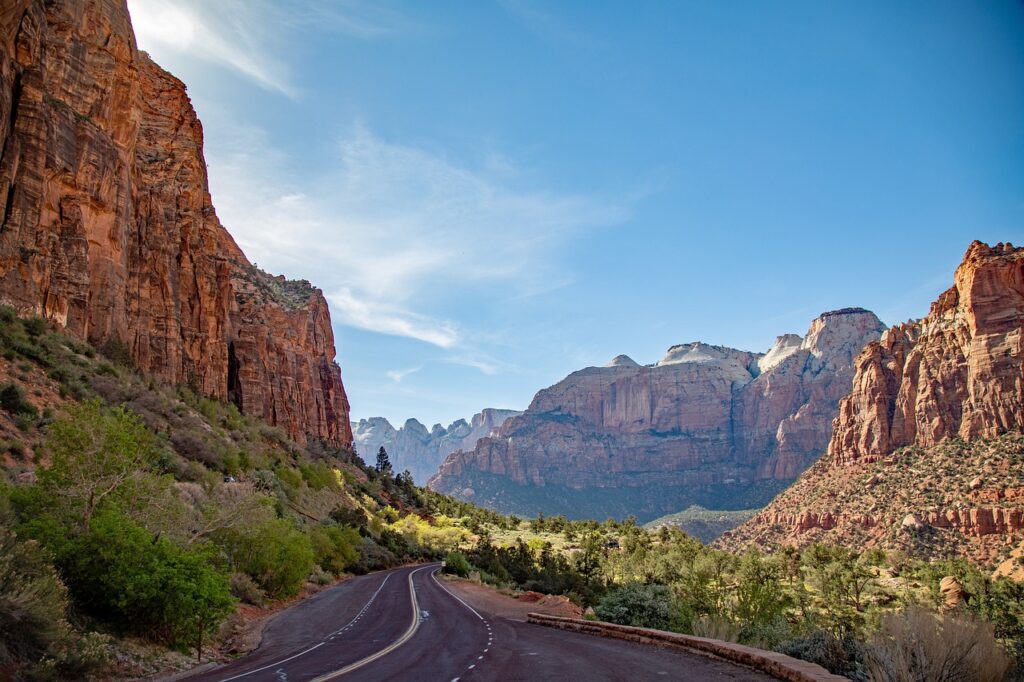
[310,564,433,681]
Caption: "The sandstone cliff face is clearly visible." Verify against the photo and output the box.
[830,241,1023,464]
[0,0,351,446]
[721,242,1024,561]
[429,309,885,521]
[352,408,522,485]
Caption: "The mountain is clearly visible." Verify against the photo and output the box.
[352,408,522,485]
[720,241,1024,564]
[428,308,886,521]
[0,0,350,447]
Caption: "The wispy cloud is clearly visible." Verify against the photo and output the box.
[199,116,628,364]
[127,0,412,97]
[328,288,459,349]
[386,366,422,383]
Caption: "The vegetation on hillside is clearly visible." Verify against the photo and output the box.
[644,505,757,543]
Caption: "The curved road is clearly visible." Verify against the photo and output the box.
[190,563,773,682]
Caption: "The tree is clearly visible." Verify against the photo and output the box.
[376,446,393,476]
[40,400,159,527]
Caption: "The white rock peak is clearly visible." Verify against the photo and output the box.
[604,354,640,368]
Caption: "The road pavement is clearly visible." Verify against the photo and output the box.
[189,563,774,682]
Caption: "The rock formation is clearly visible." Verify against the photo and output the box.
[720,242,1024,562]
[429,309,885,521]
[0,0,351,446]
[830,241,1024,463]
[352,408,522,485]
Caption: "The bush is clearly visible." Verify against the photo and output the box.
[776,629,865,680]
[0,383,37,418]
[309,525,361,575]
[22,317,47,338]
[863,606,1010,682]
[229,572,267,607]
[595,584,674,630]
[350,541,398,575]
[443,552,472,577]
[31,630,112,680]
[53,510,234,650]
[0,531,68,666]
[218,518,314,599]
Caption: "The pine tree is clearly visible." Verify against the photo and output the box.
[375,446,393,476]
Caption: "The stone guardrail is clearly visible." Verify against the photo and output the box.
[526,612,847,682]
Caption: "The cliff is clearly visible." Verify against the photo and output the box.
[0,0,351,446]
[721,242,1024,562]
[429,309,885,521]
[352,408,522,484]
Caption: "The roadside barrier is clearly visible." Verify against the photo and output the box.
[526,613,847,682]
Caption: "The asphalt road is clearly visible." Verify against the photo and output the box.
[190,563,774,682]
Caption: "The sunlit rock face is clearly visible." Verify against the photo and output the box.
[722,242,1024,563]
[0,0,351,446]
[829,241,1024,464]
[353,409,523,485]
[430,309,886,521]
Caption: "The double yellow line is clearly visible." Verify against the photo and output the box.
[311,564,433,680]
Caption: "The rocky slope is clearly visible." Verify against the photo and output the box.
[429,309,886,521]
[721,241,1024,563]
[0,0,351,447]
[352,409,522,485]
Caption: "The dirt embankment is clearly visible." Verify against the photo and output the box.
[439,576,583,621]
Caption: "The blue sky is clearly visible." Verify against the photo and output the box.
[127,0,1024,428]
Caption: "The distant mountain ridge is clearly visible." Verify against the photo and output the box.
[352,409,522,485]
[429,308,886,521]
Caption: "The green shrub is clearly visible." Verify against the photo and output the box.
[42,510,234,650]
[309,525,361,575]
[443,552,472,577]
[0,531,68,666]
[595,584,674,631]
[218,518,314,599]
[350,541,398,575]
[0,383,37,418]
[775,629,864,679]
[22,317,47,338]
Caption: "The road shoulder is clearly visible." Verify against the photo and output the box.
[438,575,582,621]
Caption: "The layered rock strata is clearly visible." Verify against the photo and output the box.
[722,242,1024,561]
[429,309,885,521]
[0,0,351,446]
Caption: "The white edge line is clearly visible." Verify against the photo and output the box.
[218,570,395,682]
[218,642,325,682]
[430,569,485,620]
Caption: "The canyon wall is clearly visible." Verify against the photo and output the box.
[722,242,1024,561]
[429,309,885,521]
[0,0,351,446]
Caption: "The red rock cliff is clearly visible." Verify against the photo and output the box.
[429,309,885,520]
[830,241,1023,464]
[0,0,352,447]
[721,242,1024,561]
